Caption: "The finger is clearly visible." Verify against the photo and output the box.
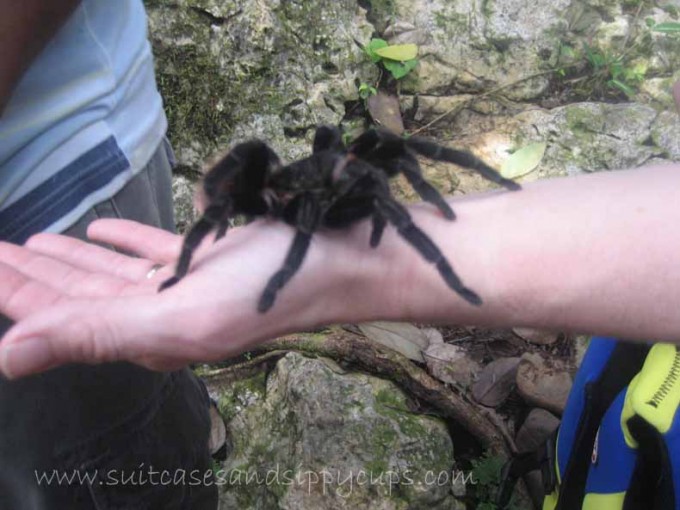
[25,233,165,283]
[87,219,182,263]
[0,296,206,378]
[0,241,140,298]
[0,261,65,321]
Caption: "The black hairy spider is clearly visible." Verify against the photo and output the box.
[159,126,520,312]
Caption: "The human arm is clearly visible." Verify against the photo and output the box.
[0,0,81,114]
[0,162,679,378]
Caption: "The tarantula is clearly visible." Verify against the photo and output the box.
[159,126,520,312]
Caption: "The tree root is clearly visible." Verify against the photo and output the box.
[204,329,512,456]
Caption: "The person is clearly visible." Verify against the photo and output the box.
[3,160,680,510]
[0,162,678,375]
[0,1,217,508]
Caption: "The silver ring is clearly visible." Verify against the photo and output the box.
[146,263,164,280]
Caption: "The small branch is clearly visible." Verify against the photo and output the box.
[409,66,575,136]
[201,351,285,390]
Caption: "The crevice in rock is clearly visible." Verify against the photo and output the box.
[188,6,242,26]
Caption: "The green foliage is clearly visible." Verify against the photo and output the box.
[469,452,519,510]
[649,20,680,33]
[554,14,680,100]
[363,38,419,80]
[358,82,378,100]
[584,43,645,98]
[555,42,646,99]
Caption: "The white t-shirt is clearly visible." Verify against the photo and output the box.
[0,0,167,241]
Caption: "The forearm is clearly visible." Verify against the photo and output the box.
[319,163,680,342]
[0,0,80,114]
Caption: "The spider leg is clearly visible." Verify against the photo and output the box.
[258,193,319,313]
[348,129,381,156]
[159,203,227,291]
[370,212,386,248]
[313,125,345,153]
[406,137,520,191]
[374,195,482,305]
[214,212,232,241]
[399,154,455,220]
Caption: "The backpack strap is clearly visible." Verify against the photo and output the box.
[497,337,650,509]
[621,343,680,510]
[554,339,650,509]
[579,389,636,509]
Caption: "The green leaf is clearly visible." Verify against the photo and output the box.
[610,61,624,79]
[383,58,418,79]
[373,43,418,61]
[358,83,377,99]
[651,22,680,33]
[365,38,389,63]
[500,142,547,179]
[608,79,636,97]
[559,44,579,62]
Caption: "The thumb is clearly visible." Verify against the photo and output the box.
[0,296,179,379]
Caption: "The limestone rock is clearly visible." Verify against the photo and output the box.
[216,352,464,510]
[513,328,560,346]
[146,0,374,169]
[516,353,572,415]
[171,173,198,234]
[515,408,560,453]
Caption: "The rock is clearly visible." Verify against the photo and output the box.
[171,173,198,234]
[374,0,569,99]
[471,357,521,407]
[513,328,560,346]
[424,343,481,388]
[437,102,667,192]
[515,408,561,508]
[147,0,375,170]
[208,403,227,457]
[216,353,463,509]
[515,408,560,453]
[148,0,680,220]
[516,353,572,415]
[573,335,591,370]
[652,111,680,160]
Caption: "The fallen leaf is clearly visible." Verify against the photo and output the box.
[358,321,428,362]
[423,342,480,387]
[500,142,547,179]
[367,91,404,134]
[374,43,418,61]
[421,327,443,346]
[471,357,521,407]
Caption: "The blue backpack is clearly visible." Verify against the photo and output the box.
[498,337,680,509]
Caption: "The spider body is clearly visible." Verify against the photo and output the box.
[159,126,520,312]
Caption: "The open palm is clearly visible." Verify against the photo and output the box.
[0,218,344,378]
